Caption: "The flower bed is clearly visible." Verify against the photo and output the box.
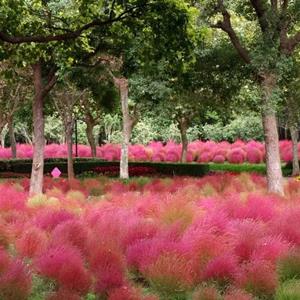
[0,139,298,164]
[0,174,299,299]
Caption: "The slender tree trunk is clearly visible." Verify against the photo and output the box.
[179,117,188,163]
[119,78,130,179]
[290,125,299,176]
[261,72,283,195]
[8,117,17,158]
[287,97,300,177]
[86,121,96,157]
[0,124,6,147]
[65,122,75,181]
[30,62,45,195]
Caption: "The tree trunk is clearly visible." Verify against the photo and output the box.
[261,72,283,195]
[179,117,188,163]
[30,62,45,195]
[290,125,299,176]
[8,117,17,158]
[86,121,96,157]
[65,122,75,181]
[0,124,6,147]
[119,78,130,179]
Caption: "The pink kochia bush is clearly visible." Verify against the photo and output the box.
[1,174,300,298]
[1,139,299,163]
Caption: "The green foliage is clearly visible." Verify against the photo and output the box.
[202,114,264,142]
[29,275,55,300]
[278,251,300,282]
[131,117,159,144]
[275,280,300,300]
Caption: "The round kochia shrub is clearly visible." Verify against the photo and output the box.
[212,154,226,164]
[0,249,31,300]
[35,245,91,294]
[227,148,246,164]
[246,147,263,164]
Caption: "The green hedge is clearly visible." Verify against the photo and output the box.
[0,159,209,177]
[0,158,292,177]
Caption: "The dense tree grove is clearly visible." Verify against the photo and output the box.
[0,0,299,195]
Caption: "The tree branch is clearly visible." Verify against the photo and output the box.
[110,0,117,20]
[249,0,269,32]
[281,0,289,11]
[271,0,278,11]
[212,0,251,64]
[0,4,145,44]
[43,69,57,97]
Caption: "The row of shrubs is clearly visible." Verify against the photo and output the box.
[0,140,298,163]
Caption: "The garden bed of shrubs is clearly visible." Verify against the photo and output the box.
[0,140,298,164]
[0,174,299,299]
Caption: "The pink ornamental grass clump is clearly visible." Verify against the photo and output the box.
[15,227,48,258]
[129,145,148,161]
[35,245,91,294]
[33,209,75,231]
[202,253,238,283]
[236,259,278,298]
[227,219,267,261]
[0,250,31,300]
[250,236,291,263]
[50,220,90,255]
[142,252,196,294]
[227,148,246,164]
[212,154,226,163]
[271,207,300,245]
[0,185,27,212]
[87,241,126,293]
[198,152,214,163]
[245,146,263,163]
[243,193,277,221]
[165,148,180,162]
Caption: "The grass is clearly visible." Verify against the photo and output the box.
[208,163,292,177]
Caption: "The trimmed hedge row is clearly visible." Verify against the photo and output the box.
[0,159,210,177]
[0,158,292,177]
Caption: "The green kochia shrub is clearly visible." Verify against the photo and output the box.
[277,251,300,282]
[275,280,300,300]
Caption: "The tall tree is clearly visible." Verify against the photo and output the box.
[52,81,87,180]
[0,61,30,157]
[284,58,300,176]
[199,0,300,194]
